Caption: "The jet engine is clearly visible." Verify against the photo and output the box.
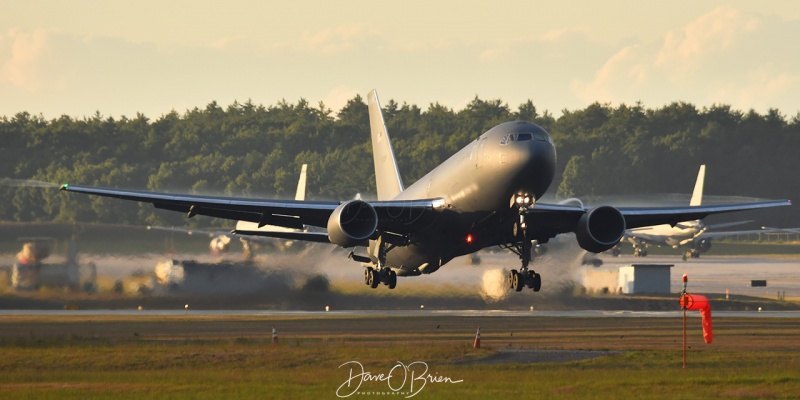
[327,200,378,247]
[574,206,626,253]
[693,237,712,253]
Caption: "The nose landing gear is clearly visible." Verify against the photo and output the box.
[504,208,542,293]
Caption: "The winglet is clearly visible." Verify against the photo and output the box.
[690,165,705,206]
[368,90,404,200]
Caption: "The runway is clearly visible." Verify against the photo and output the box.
[1,309,799,318]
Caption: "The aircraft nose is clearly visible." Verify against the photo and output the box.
[504,139,556,199]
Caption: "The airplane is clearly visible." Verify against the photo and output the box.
[59,90,791,292]
[622,165,757,259]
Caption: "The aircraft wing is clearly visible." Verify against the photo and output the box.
[617,201,790,229]
[60,184,442,234]
[525,200,791,238]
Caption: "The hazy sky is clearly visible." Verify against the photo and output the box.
[2,1,799,119]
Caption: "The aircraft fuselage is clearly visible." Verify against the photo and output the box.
[372,121,556,276]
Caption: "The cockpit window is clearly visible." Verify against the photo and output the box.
[500,130,551,144]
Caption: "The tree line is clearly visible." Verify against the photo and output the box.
[1,96,798,228]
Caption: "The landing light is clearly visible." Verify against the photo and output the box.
[516,196,523,204]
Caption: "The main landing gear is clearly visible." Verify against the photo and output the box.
[504,205,542,293]
[363,266,397,289]
[360,235,397,290]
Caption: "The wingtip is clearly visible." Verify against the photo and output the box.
[60,183,69,190]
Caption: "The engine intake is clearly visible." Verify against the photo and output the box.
[327,200,378,247]
[574,206,626,253]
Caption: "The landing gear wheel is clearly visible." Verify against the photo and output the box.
[387,270,397,289]
[508,269,518,289]
[531,272,541,292]
[364,267,373,286]
[511,270,523,292]
[369,269,380,289]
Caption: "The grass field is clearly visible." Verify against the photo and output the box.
[1,314,799,399]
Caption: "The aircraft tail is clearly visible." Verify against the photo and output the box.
[295,164,307,201]
[690,165,705,206]
[367,90,404,200]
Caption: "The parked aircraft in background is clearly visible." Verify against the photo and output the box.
[623,165,760,259]
[60,90,791,293]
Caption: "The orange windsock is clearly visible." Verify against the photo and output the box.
[680,294,713,344]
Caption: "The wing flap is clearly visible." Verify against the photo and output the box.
[232,229,333,244]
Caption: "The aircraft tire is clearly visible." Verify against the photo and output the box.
[532,273,542,292]
[369,269,380,288]
[512,271,523,292]
[388,270,397,289]
[509,269,518,289]
[364,267,373,285]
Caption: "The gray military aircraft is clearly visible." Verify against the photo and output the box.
[60,90,791,292]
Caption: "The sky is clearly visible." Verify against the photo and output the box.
[2,1,800,120]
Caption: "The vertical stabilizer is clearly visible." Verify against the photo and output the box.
[690,165,705,206]
[368,90,404,200]
[295,164,307,201]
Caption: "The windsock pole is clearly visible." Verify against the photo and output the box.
[272,327,278,345]
[682,274,688,369]
[473,326,481,349]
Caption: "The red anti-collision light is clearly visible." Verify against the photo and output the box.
[466,234,473,243]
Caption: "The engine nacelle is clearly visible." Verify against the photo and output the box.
[327,200,378,247]
[694,237,712,253]
[574,206,626,253]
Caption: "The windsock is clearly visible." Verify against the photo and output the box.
[473,326,481,349]
[680,294,713,344]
